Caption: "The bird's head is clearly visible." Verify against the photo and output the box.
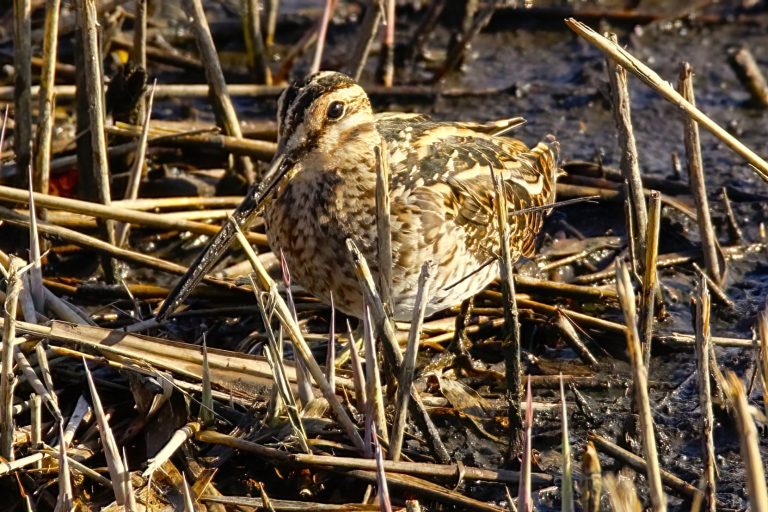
[276,71,378,165]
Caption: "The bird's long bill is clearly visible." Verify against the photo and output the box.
[155,153,290,321]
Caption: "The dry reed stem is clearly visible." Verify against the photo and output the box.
[691,262,737,312]
[143,421,202,477]
[640,191,661,368]
[379,0,395,86]
[256,289,310,452]
[83,357,128,504]
[13,0,32,186]
[117,81,157,247]
[242,0,272,84]
[1,256,23,460]
[264,0,279,46]
[346,239,451,463]
[728,46,768,107]
[720,187,744,244]
[311,0,335,75]
[232,222,366,452]
[679,63,724,285]
[606,33,647,270]
[581,441,601,512]
[15,346,62,421]
[390,261,434,462]
[759,307,768,420]
[33,0,62,199]
[132,0,147,71]
[560,375,575,512]
[200,338,213,425]
[182,0,255,182]
[0,185,268,245]
[555,311,599,370]
[363,304,388,446]
[724,372,768,511]
[279,251,313,408]
[517,377,533,512]
[76,0,117,278]
[54,424,73,512]
[615,261,666,511]
[566,19,768,182]
[490,167,522,442]
[0,207,240,286]
[346,320,367,409]
[30,393,41,469]
[694,279,717,512]
[350,0,382,80]
[375,143,393,312]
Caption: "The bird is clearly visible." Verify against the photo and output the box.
[156,71,560,322]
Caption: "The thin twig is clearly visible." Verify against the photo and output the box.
[1,257,23,460]
[349,0,382,80]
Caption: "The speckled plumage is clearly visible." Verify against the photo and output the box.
[263,72,560,321]
[157,71,560,322]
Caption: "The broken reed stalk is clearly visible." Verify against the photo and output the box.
[132,0,147,120]
[580,441,601,512]
[34,0,62,200]
[679,62,723,285]
[264,0,279,46]
[560,375,575,512]
[76,0,117,280]
[143,421,202,477]
[362,304,389,444]
[375,143,393,311]
[231,222,366,452]
[728,46,768,108]
[83,358,128,504]
[182,0,255,183]
[724,372,768,511]
[378,0,395,86]
[490,168,523,444]
[1,257,23,460]
[242,0,271,84]
[606,32,647,270]
[720,187,744,244]
[759,307,768,420]
[589,433,702,499]
[116,81,157,247]
[310,0,334,75]
[615,261,666,512]
[694,279,717,512]
[30,393,41,469]
[565,19,768,182]
[349,0,382,80]
[55,424,73,512]
[14,0,33,187]
[639,191,661,368]
[390,261,434,462]
[346,239,451,464]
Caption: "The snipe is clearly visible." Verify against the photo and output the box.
[157,71,560,321]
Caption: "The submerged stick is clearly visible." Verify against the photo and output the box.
[566,19,768,182]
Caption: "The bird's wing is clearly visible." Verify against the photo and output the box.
[381,120,559,259]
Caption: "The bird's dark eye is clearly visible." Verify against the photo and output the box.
[326,101,345,120]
